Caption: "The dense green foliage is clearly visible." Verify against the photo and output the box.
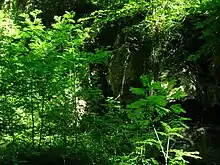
[0,0,220,164]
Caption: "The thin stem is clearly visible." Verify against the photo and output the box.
[30,77,35,149]
[166,136,170,165]
[38,88,45,150]
[152,123,166,163]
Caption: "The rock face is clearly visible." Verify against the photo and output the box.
[108,46,149,101]
[186,124,220,165]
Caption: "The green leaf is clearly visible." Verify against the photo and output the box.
[130,87,145,95]
[140,75,151,87]
[170,89,186,99]
[170,104,185,114]
[169,132,184,138]
[147,95,168,107]
[127,99,148,109]
[156,106,170,113]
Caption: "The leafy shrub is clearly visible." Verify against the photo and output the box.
[111,75,201,165]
